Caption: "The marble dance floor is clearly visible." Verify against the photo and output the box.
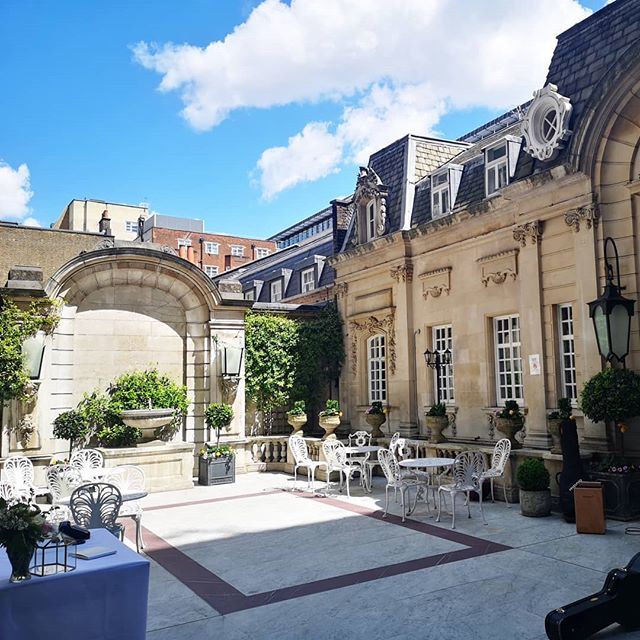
[126,472,640,640]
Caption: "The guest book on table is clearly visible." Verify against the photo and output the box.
[71,546,117,560]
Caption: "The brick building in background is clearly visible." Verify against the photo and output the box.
[141,214,277,277]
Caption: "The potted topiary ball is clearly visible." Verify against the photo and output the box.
[200,403,235,485]
[425,403,448,443]
[547,397,572,454]
[287,400,307,436]
[319,400,341,440]
[517,457,551,517]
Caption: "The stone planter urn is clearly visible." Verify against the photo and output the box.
[426,415,449,444]
[495,417,524,449]
[365,413,386,439]
[519,489,551,517]
[319,415,340,440]
[287,414,307,436]
[120,408,175,445]
[547,418,562,454]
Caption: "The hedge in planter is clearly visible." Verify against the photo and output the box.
[517,457,551,517]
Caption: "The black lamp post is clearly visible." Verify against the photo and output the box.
[588,237,635,365]
[424,347,452,405]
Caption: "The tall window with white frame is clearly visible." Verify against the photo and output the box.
[494,314,523,404]
[365,201,376,242]
[301,267,315,293]
[270,279,283,302]
[558,304,577,403]
[485,143,508,196]
[432,325,454,404]
[431,172,450,218]
[367,334,387,404]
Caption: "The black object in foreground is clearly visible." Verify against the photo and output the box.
[59,521,91,542]
[545,552,640,639]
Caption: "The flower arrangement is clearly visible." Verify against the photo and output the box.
[548,397,572,421]
[287,400,306,416]
[365,401,386,415]
[199,443,235,461]
[49,457,69,466]
[592,456,640,474]
[495,400,523,420]
[426,402,447,417]
[319,399,342,417]
[0,498,47,582]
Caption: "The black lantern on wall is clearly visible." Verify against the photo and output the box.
[22,331,46,380]
[588,237,635,364]
[424,347,452,405]
[221,345,244,378]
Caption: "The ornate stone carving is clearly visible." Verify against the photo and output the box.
[564,203,600,232]
[377,197,387,236]
[481,270,517,287]
[353,166,389,242]
[8,381,40,450]
[423,284,449,298]
[348,311,396,375]
[447,406,458,438]
[419,266,451,299]
[219,376,240,403]
[93,238,115,250]
[513,220,543,247]
[389,263,413,283]
[217,280,243,294]
[521,83,572,161]
[477,249,518,287]
[334,282,349,298]
[161,245,178,255]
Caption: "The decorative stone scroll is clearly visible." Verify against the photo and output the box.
[351,166,389,243]
[348,310,396,375]
[477,249,518,288]
[93,238,115,250]
[419,267,451,299]
[564,203,599,233]
[161,245,178,255]
[513,220,543,247]
[334,282,349,298]
[389,263,413,283]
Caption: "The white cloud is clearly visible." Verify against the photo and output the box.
[135,0,591,197]
[0,160,34,220]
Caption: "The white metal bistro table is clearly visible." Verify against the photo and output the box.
[399,457,455,515]
[344,445,384,492]
[58,489,148,506]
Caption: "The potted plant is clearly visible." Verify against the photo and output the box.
[0,498,47,582]
[319,400,342,440]
[425,403,449,443]
[547,397,572,454]
[494,401,524,449]
[52,409,90,458]
[587,456,640,521]
[287,400,307,436]
[517,457,551,517]
[365,401,387,439]
[199,402,235,485]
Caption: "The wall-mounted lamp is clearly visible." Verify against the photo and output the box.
[22,331,46,380]
[221,345,244,378]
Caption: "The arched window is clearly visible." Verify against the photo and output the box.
[367,334,387,403]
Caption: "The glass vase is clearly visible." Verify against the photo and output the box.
[6,542,34,583]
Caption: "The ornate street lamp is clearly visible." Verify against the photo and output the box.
[588,237,635,365]
[424,347,452,405]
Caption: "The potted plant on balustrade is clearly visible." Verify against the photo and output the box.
[287,400,307,436]
[199,403,235,485]
[425,403,449,444]
[547,397,572,454]
[0,498,47,583]
[517,457,551,517]
[365,401,387,439]
[318,399,342,440]
[494,400,524,449]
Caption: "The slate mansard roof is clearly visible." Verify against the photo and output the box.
[340,0,640,248]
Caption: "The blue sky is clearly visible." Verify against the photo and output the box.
[0,0,608,237]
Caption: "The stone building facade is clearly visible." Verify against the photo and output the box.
[330,0,640,460]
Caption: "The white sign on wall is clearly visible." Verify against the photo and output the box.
[529,354,541,376]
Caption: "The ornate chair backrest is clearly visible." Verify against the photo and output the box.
[70,482,122,530]
[490,438,512,474]
[289,435,311,465]
[3,456,34,492]
[70,449,104,477]
[348,431,371,448]
[390,437,411,461]
[389,432,400,452]
[451,451,485,490]
[105,465,145,493]
[378,449,402,486]
[46,465,83,503]
[322,440,347,469]
[0,482,17,502]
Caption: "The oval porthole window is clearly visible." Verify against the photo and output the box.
[541,108,559,143]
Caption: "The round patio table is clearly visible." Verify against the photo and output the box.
[399,457,455,515]
[58,489,148,506]
[344,445,384,493]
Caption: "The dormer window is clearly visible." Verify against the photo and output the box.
[485,143,508,196]
[366,201,376,241]
[431,172,450,218]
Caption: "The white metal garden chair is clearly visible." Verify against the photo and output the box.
[70,449,105,481]
[436,451,487,529]
[0,482,17,503]
[348,430,378,488]
[69,482,123,538]
[289,435,328,491]
[378,449,418,522]
[46,464,83,512]
[3,456,35,501]
[105,465,146,553]
[322,440,364,497]
[479,438,512,506]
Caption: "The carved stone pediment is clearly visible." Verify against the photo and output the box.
[477,249,518,287]
[564,203,599,233]
[419,267,451,299]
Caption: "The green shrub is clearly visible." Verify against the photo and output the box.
[52,409,89,457]
[319,399,340,417]
[517,458,550,491]
[580,367,640,424]
[97,424,142,448]
[548,397,572,421]
[426,402,447,417]
[205,402,234,447]
[496,400,523,420]
[287,400,306,416]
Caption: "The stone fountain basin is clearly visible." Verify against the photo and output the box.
[120,408,175,445]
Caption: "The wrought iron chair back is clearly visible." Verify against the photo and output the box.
[348,431,371,448]
[322,440,347,469]
[378,449,403,487]
[69,482,123,533]
[451,451,485,490]
[46,465,83,504]
[289,435,312,465]
[70,449,104,478]
[489,438,511,474]
[106,465,145,493]
[3,456,34,499]
[0,482,17,502]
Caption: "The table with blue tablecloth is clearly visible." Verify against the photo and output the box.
[0,528,150,640]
